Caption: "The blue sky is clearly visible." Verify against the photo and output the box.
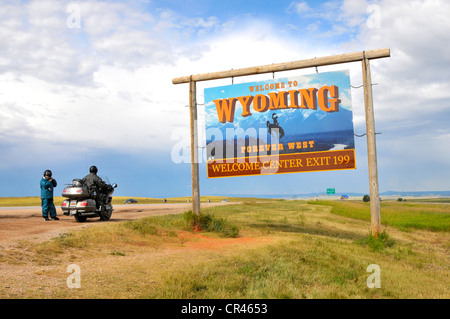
[0,0,449,197]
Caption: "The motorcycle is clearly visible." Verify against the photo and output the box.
[61,176,118,222]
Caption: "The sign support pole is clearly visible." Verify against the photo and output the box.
[189,78,201,215]
[362,55,382,237]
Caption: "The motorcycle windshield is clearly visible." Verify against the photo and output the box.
[99,175,111,185]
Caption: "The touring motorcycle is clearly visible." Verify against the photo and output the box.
[61,176,117,222]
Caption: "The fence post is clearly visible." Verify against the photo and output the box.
[189,78,201,214]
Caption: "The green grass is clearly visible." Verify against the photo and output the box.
[1,199,448,299]
[183,210,240,238]
[357,230,395,251]
[308,200,450,232]
[146,201,449,299]
[406,198,450,203]
[148,239,380,299]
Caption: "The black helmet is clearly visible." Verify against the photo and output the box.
[43,170,52,177]
[89,166,98,174]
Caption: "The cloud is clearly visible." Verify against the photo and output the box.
[354,0,450,126]
[288,0,381,38]
[284,0,450,191]
[0,0,219,157]
[342,0,450,190]
[0,1,190,86]
[0,1,94,85]
[289,1,313,14]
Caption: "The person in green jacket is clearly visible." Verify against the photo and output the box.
[40,169,58,221]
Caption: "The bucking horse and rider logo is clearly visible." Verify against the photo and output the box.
[266,113,285,139]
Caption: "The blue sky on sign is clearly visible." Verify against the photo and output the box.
[0,0,449,197]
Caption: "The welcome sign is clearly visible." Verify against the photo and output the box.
[204,70,356,178]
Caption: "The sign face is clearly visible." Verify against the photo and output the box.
[204,70,356,178]
[327,188,336,194]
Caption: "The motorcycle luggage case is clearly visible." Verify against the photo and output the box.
[62,186,90,198]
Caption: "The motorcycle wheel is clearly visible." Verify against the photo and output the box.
[75,214,87,223]
[99,206,112,221]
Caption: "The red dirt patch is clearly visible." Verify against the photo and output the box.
[176,230,273,252]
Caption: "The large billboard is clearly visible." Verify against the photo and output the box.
[204,70,356,178]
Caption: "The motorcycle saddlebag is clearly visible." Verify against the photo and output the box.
[62,185,90,198]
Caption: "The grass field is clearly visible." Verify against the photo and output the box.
[0,198,448,299]
[309,200,450,232]
[0,196,251,207]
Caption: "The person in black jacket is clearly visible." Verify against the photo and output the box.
[82,166,108,208]
[82,166,106,190]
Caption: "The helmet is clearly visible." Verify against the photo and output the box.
[89,166,98,174]
[43,170,52,177]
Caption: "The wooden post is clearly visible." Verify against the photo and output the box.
[189,78,201,215]
[362,54,382,237]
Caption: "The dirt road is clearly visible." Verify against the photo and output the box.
[0,203,230,247]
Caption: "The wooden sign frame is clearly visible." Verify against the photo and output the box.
[173,48,390,237]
